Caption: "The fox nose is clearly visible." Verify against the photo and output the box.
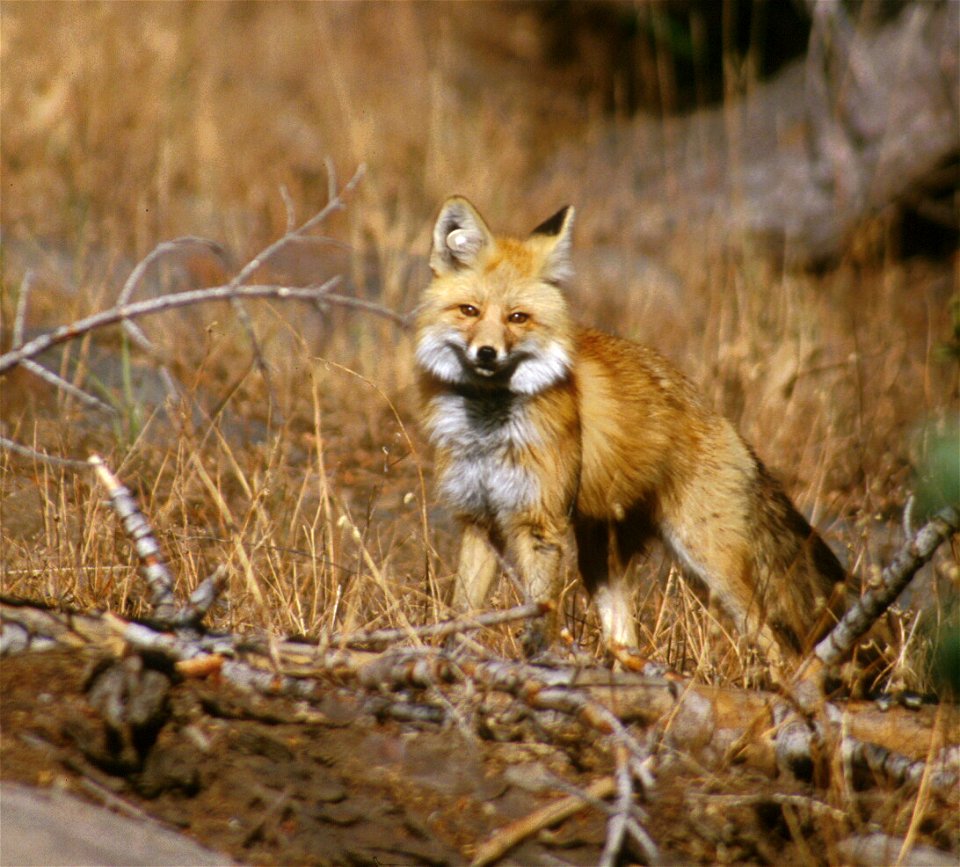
[476,346,498,365]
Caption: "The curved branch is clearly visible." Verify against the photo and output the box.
[0,280,340,376]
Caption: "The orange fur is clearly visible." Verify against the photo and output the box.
[416,197,846,665]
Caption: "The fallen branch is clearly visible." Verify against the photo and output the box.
[814,505,959,669]
[469,776,616,866]
[793,504,959,705]
[331,601,551,649]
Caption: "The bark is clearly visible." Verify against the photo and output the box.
[2,598,956,799]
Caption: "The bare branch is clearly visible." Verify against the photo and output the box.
[89,454,178,623]
[332,601,550,649]
[0,279,341,376]
[817,505,960,668]
[115,236,229,406]
[116,237,229,307]
[1,166,405,467]
[598,745,633,867]
[0,435,91,470]
[168,566,229,629]
[17,359,118,415]
[9,272,113,418]
[228,164,365,290]
[470,776,616,866]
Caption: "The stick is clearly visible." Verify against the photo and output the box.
[599,744,632,867]
[88,454,178,624]
[11,270,118,415]
[794,505,959,703]
[332,601,551,648]
[470,776,616,867]
[816,505,959,668]
[0,435,91,470]
[0,280,341,376]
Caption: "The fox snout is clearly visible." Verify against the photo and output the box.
[469,342,502,375]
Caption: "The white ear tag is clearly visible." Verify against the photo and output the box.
[446,228,482,260]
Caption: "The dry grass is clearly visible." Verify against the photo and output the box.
[2,2,957,696]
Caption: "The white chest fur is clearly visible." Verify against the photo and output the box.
[427,391,541,518]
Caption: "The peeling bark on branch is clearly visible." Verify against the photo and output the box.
[2,597,956,801]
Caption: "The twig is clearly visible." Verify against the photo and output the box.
[0,435,91,470]
[599,744,632,867]
[17,359,118,415]
[228,164,366,291]
[0,280,341,376]
[332,601,550,649]
[794,505,959,703]
[596,744,658,867]
[116,237,229,307]
[470,776,616,867]
[88,454,178,624]
[168,565,229,629]
[219,165,366,419]
[816,505,959,668]
[11,270,117,415]
[115,237,228,404]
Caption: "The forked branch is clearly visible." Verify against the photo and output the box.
[0,164,408,466]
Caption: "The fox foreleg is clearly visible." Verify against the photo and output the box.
[451,521,499,611]
[503,515,574,655]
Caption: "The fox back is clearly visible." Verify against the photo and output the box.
[415,196,846,666]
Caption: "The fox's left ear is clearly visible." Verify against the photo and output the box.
[530,205,575,286]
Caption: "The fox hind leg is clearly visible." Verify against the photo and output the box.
[575,518,642,652]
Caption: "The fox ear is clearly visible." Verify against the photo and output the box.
[430,196,493,275]
[531,205,575,286]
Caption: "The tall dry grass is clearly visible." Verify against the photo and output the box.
[2,3,957,691]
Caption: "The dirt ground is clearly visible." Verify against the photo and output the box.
[1,646,606,866]
[3,642,957,867]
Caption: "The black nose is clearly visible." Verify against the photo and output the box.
[476,346,497,364]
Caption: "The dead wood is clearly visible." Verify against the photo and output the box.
[2,597,955,787]
[812,505,960,671]
[793,504,960,708]
[0,165,410,469]
[571,0,959,266]
[3,453,957,862]
[469,776,616,867]
[88,455,179,625]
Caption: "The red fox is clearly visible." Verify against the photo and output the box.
[415,196,847,666]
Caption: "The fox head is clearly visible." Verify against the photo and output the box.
[415,197,576,395]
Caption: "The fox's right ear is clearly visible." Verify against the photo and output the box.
[430,196,493,276]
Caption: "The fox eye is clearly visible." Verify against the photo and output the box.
[508,311,529,324]
[459,304,480,317]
